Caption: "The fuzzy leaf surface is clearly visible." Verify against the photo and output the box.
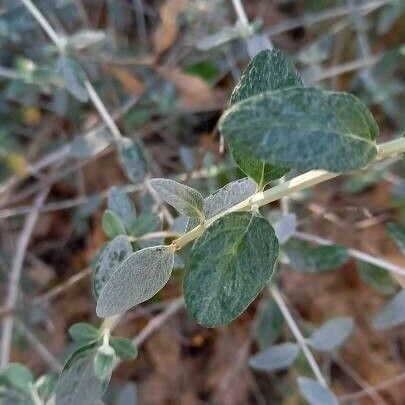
[220,87,379,173]
[184,212,279,327]
[96,246,174,317]
[249,343,299,372]
[150,178,204,219]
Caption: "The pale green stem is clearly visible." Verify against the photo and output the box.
[174,137,405,250]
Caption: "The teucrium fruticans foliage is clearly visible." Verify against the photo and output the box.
[96,245,175,317]
[54,48,402,405]
[184,212,279,327]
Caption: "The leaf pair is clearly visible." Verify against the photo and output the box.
[250,317,353,373]
[220,49,379,175]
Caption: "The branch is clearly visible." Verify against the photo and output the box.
[0,187,49,366]
[294,231,405,277]
[269,286,328,387]
[173,137,405,250]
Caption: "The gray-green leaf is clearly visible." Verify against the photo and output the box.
[56,55,88,102]
[284,241,348,273]
[93,235,132,299]
[69,129,112,159]
[183,212,279,327]
[0,363,33,392]
[357,261,396,296]
[96,245,175,317]
[231,147,289,189]
[109,337,138,361]
[254,299,284,350]
[93,346,115,381]
[249,342,299,372]
[107,187,137,231]
[229,49,300,186]
[118,138,148,184]
[373,289,405,330]
[55,345,110,405]
[149,178,204,219]
[186,177,256,231]
[307,317,354,352]
[387,221,405,253]
[230,49,303,105]
[297,377,338,405]
[68,323,100,343]
[102,210,127,238]
[220,87,379,173]
[274,213,297,244]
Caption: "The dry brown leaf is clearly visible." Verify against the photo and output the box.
[109,67,145,95]
[153,0,188,56]
[156,66,225,110]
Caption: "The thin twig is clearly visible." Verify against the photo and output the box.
[132,297,184,347]
[294,231,405,277]
[15,319,62,372]
[270,286,328,387]
[0,187,49,366]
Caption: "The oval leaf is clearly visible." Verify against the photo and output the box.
[307,317,354,352]
[230,48,303,105]
[229,49,299,185]
[284,241,348,273]
[373,289,405,330]
[55,345,110,405]
[149,178,204,219]
[298,377,338,405]
[118,138,148,184]
[56,55,88,102]
[102,210,127,238]
[186,177,256,231]
[231,147,289,189]
[96,245,175,317]
[107,187,137,231]
[387,221,405,253]
[93,235,133,299]
[220,87,379,173]
[183,212,279,327]
[249,342,299,372]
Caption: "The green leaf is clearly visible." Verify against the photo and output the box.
[35,374,58,403]
[297,377,338,405]
[183,212,279,327]
[249,343,299,372]
[254,299,284,350]
[387,221,405,253]
[274,213,297,244]
[109,337,138,361]
[102,210,127,238]
[229,49,300,186]
[69,129,112,158]
[93,345,115,381]
[0,363,33,392]
[65,30,106,50]
[56,55,88,102]
[230,49,303,105]
[149,178,204,219]
[55,344,110,405]
[130,213,161,237]
[107,187,137,231]
[118,138,148,184]
[284,241,348,273]
[373,289,405,330]
[186,177,256,231]
[220,87,379,173]
[96,245,175,317]
[230,148,289,189]
[93,235,133,299]
[68,323,100,343]
[357,261,397,296]
[307,317,354,352]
